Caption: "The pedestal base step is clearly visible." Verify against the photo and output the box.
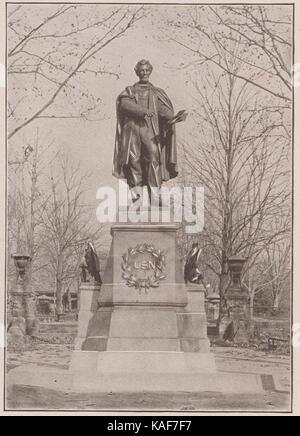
[70,350,216,374]
[7,363,271,395]
[71,372,265,394]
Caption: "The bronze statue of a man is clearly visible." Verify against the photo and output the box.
[113,59,187,203]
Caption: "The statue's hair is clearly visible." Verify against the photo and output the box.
[134,59,153,75]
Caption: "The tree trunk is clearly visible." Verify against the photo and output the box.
[273,292,282,312]
[55,254,64,319]
[219,270,228,312]
[243,290,255,340]
[249,292,255,320]
[218,261,229,333]
[56,279,63,320]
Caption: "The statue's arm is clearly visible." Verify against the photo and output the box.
[158,102,174,121]
[156,89,187,124]
[157,98,174,121]
[119,96,148,118]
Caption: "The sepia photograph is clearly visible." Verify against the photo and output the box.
[3,1,293,414]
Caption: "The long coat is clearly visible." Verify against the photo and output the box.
[113,83,178,184]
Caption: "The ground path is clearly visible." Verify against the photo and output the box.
[6,342,291,412]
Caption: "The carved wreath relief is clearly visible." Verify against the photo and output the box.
[121,243,166,292]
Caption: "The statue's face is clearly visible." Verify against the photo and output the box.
[136,64,152,83]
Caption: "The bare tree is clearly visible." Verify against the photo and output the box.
[164,4,292,103]
[8,137,105,316]
[266,239,291,312]
[244,235,291,316]
[160,5,292,318]
[7,4,145,139]
[7,131,57,287]
[241,214,291,318]
[180,59,290,313]
[39,154,103,316]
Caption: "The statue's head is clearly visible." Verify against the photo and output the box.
[134,59,153,83]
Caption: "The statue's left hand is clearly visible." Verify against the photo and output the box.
[177,110,188,122]
[169,110,188,125]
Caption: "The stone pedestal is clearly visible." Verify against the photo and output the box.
[8,283,27,338]
[177,283,210,353]
[70,221,215,391]
[9,287,39,338]
[7,226,268,398]
[23,290,39,336]
[224,296,250,344]
[224,257,250,344]
[75,282,101,351]
[8,253,39,338]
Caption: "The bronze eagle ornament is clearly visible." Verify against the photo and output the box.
[80,242,102,285]
[184,243,204,285]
